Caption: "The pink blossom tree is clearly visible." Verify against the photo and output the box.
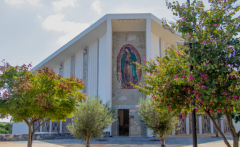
[135,1,240,146]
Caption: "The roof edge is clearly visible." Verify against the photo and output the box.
[32,14,108,71]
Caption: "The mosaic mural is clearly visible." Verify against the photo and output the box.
[117,44,141,89]
[112,32,146,105]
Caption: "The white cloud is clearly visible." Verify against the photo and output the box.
[36,14,43,22]
[5,0,25,6]
[91,0,102,14]
[25,0,40,6]
[5,0,41,7]
[42,14,90,46]
[52,0,78,11]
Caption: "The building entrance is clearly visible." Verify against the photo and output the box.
[118,109,129,136]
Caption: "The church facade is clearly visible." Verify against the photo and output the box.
[12,13,236,137]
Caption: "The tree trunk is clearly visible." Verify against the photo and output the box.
[28,125,33,147]
[224,109,239,147]
[85,137,91,147]
[216,131,219,137]
[233,136,239,147]
[204,110,231,147]
[160,134,166,147]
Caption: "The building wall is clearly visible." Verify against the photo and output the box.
[75,50,84,80]
[87,40,98,96]
[112,31,146,106]
[53,66,60,75]
[98,29,112,133]
[150,32,160,59]
[233,119,240,133]
[111,31,147,137]
[98,33,108,103]
[12,121,29,134]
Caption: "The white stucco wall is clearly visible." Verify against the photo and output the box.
[147,129,153,137]
[151,32,160,59]
[63,57,71,78]
[98,32,111,134]
[98,19,112,135]
[233,120,240,133]
[87,40,98,96]
[160,39,169,57]
[75,50,84,79]
[53,65,60,75]
[98,33,107,103]
[12,121,28,134]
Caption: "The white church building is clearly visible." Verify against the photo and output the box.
[12,13,238,137]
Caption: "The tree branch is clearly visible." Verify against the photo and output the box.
[204,109,231,147]
[32,118,51,134]
[224,106,238,137]
[31,117,40,124]
[23,118,30,126]
[237,130,240,137]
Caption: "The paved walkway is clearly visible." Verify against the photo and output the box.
[0,134,238,147]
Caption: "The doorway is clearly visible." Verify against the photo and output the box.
[118,109,129,136]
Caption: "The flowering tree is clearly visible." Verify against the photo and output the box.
[0,62,86,147]
[163,0,240,146]
[135,0,240,146]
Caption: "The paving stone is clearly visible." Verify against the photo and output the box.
[0,136,239,147]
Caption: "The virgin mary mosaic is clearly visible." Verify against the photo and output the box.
[117,44,142,89]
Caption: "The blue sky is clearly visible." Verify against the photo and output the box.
[0,0,239,122]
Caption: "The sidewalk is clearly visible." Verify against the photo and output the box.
[0,134,237,147]
[0,142,236,147]
[166,133,232,138]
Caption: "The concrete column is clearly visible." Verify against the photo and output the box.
[172,130,175,135]
[159,38,162,58]
[199,116,202,134]
[186,114,190,134]
[106,17,113,135]
[40,121,42,132]
[147,128,153,137]
[49,120,52,133]
[60,120,62,133]
[210,120,214,133]
[146,17,152,60]
[146,17,153,135]
[221,118,224,133]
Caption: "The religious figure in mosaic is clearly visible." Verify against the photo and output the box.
[117,44,141,89]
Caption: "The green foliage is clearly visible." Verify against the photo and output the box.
[0,63,86,147]
[136,0,240,146]
[161,2,240,140]
[135,48,191,115]
[0,64,86,123]
[68,96,115,144]
[138,97,179,137]
[0,123,12,134]
[160,0,240,115]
